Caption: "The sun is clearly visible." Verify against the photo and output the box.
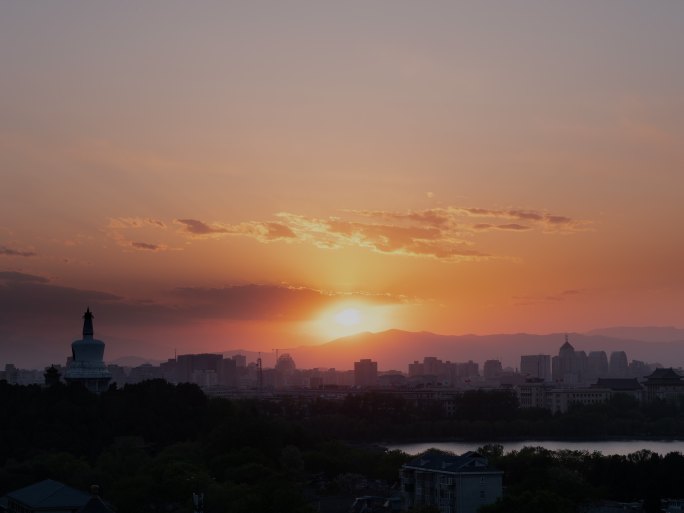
[307,301,399,341]
[334,308,361,327]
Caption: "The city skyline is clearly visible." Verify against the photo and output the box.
[4,306,684,374]
[2,3,684,367]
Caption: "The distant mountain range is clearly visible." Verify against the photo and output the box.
[585,326,684,343]
[110,326,684,371]
[283,329,684,371]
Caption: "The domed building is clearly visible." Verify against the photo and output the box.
[64,308,111,393]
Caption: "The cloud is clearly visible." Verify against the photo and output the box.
[131,241,167,252]
[220,221,297,242]
[472,223,532,231]
[106,217,173,252]
[455,207,590,233]
[175,218,229,236]
[170,284,399,321]
[513,289,587,306]
[0,246,36,257]
[173,204,588,261]
[0,275,122,323]
[0,277,404,366]
[561,289,582,296]
[108,217,166,229]
[0,271,49,283]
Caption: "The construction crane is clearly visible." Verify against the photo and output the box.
[256,352,263,392]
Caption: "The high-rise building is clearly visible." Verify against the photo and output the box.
[423,356,444,376]
[587,351,609,381]
[354,359,378,387]
[456,361,479,380]
[176,353,223,384]
[483,360,503,380]
[232,354,247,368]
[275,353,298,388]
[609,351,629,378]
[520,355,551,381]
[408,361,424,377]
[218,358,238,387]
[574,350,589,384]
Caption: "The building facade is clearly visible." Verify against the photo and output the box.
[400,450,503,513]
[354,359,378,387]
[520,355,551,381]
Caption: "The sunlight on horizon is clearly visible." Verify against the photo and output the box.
[304,302,400,342]
[334,308,361,327]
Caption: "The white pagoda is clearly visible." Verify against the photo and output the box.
[64,308,112,393]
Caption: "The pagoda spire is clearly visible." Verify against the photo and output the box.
[83,307,94,338]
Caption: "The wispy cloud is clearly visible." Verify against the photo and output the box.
[106,217,173,252]
[0,275,402,337]
[170,284,403,321]
[130,241,168,252]
[454,207,589,233]
[513,289,587,306]
[472,223,532,232]
[172,205,590,261]
[0,271,49,283]
[108,217,166,229]
[175,218,228,236]
[0,245,36,257]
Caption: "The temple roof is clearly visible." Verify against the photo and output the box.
[645,368,683,383]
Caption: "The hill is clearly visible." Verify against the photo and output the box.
[281,329,684,371]
[586,326,684,343]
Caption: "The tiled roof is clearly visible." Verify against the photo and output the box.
[645,368,683,382]
[7,479,91,509]
[403,450,499,474]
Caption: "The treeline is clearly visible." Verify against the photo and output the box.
[478,444,684,513]
[0,380,407,513]
[264,389,684,441]
[3,381,684,512]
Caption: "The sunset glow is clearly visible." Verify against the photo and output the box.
[0,3,683,368]
[335,308,362,327]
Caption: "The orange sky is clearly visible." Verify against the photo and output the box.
[1,2,683,366]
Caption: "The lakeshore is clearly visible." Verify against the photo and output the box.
[387,439,684,456]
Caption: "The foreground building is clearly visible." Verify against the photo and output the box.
[400,450,503,513]
[64,308,111,393]
[2,479,113,513]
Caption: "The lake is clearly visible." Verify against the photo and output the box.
[386,440,684,456]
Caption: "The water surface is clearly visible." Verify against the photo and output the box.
[387,440,684,456]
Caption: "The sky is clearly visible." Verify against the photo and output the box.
[1,2,683,368]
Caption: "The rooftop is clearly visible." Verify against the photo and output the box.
[7,479,91,509]
[403,449,500,474]
[645,368,683,383]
